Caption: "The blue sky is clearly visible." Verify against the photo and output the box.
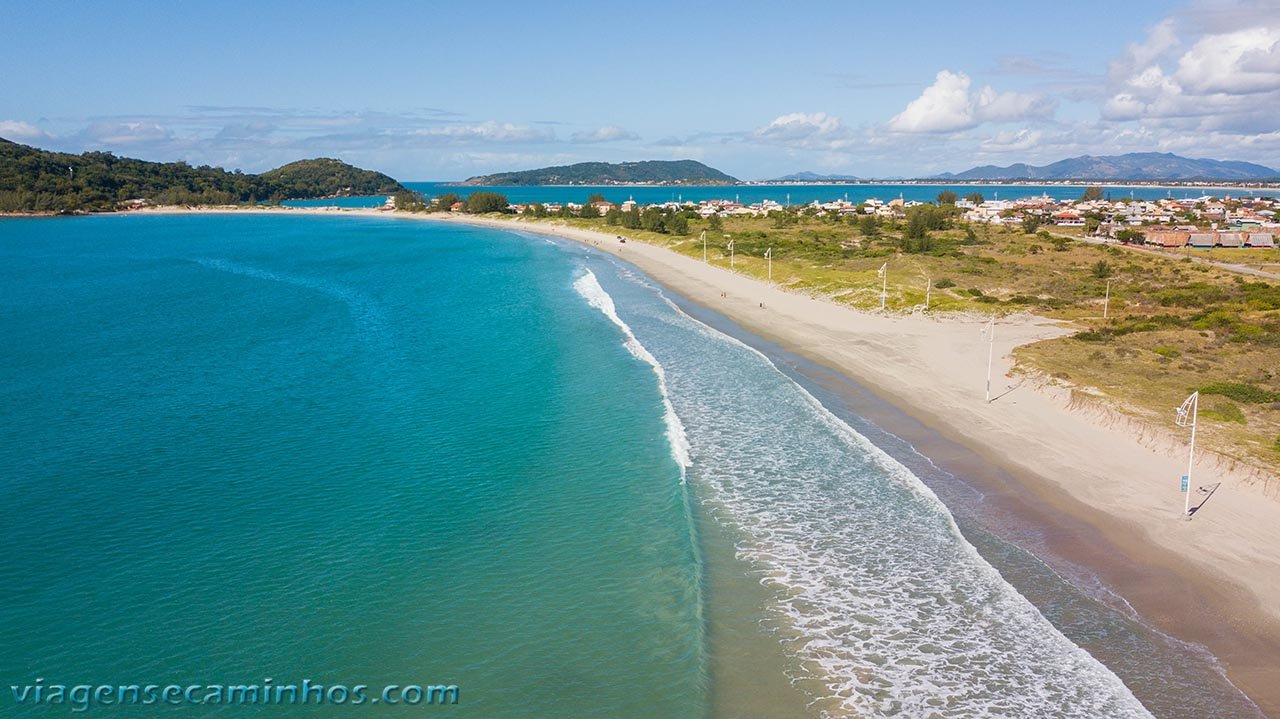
[3,0,1278,179]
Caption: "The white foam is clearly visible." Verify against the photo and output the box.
[601,273,1155,718]
[572,269,692,475]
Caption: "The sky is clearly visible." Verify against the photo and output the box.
[2,0,1278,180]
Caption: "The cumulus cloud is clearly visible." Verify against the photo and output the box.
[1102,12,1280,133]
[887,71,1054,133]
[570,125,639,143]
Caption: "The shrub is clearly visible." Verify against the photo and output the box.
[934,278,956,289]
[1201,400,1246,424]
[1198,382,1280,404]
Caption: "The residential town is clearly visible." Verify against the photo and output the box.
[470,190,1279,250]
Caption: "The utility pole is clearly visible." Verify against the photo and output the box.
[701,230,707,263]
[925,277,931,311]
[765,247,773,284]
[1103,279,1112,320]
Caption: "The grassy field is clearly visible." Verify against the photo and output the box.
[514,209,1280,472]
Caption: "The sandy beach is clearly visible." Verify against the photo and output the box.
[429,212,1280,713]
[137,205,1280,713]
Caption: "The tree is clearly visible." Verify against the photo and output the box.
[586,192,606,204]
[392,190,426,212]
[1081,186,1104,202]
[965,192,985,204]
[528,202,547,218]
[936,190,958,205]
[859,214,881,238]
[668,212,689,235]
[621,206,641,229]
[640,207,666,233]
[1084,216,1101,235]
[1020,215,1043,234]
[432,192,461,212]
[1091,260,1114,279]
[578,203,598,218]
[465,191,509,213]
[707,213,723,231]
[604,207,622,225]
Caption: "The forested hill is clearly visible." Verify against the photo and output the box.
[0,138,405,212]
[460,160,738,186]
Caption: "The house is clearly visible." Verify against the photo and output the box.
[1144,230,1189,248]
[1218,232,1244,248]
[449,201,465,212]
[1188,233,1216,248]
[1246,232,1276,248]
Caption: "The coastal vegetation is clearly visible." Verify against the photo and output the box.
[416,194,1280,471]
[0,138,404,212]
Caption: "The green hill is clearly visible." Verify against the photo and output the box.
[0,138,405,213]
[258,158,404,200]
[461,160,738,186]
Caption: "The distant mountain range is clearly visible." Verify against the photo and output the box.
[934,153,1278,181]
[771,171,861,182]
[459,160,738,186]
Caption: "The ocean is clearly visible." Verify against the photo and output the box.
[0,214,1261,717]
[281,181,1261,209]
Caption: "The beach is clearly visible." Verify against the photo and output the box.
[130,205,1280,713]
[418,211,1280,713]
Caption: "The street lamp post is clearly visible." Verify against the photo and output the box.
[1175,391,1200,518]
[701,230,707,263]
[727,238,735,269]
[877,262,888,310]
[1104,279,1112,320]
[983,316,996,402]
[925,277,931,311]
[765,247,773,284]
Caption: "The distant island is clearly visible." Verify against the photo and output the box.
[0,138,405,213]
[459,160,738,186]
[771,171,862,182]
[933,152,1279,182]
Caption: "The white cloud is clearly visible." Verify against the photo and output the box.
[84,121,174,146]
[570,125,639,143]
[1102,13,1280,132]
[0,120,52,142]
[980,128,1043,152]
[752,112,849,149]
[408,121,553,144]
[887,71,1053,133]
[1174,26,1280,94]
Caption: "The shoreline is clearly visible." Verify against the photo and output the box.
[78,205,1280,712]
[422,211,1280,715]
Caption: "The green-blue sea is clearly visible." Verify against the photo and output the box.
[0,214,1261,718]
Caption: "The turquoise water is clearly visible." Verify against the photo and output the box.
[280,182,1248,209]
[2,213,1222,717]
[0,215,704,717]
